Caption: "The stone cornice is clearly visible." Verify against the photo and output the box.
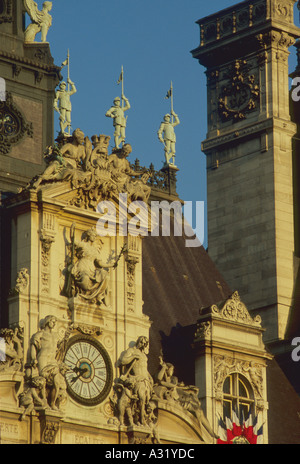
[0,48,61,74]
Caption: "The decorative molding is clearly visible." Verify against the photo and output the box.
[0,93,33,155]
[126,255,139,312]
[213,355,264,403]
[194,321,211,341]
[211,291,262,327]
[40,230,55,267]
[9,268,30,296]
[40,418,60,445]
[0,0,13,24]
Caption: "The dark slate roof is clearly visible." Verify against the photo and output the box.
[142,219,232,376]
[142,217,300,444]
[267,357,300,444]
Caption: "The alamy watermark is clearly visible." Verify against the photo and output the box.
[0,337,6,362]
[96,194,204,248]
[291,337,300,362]
[0,77,5,102]
[291,78,300,102]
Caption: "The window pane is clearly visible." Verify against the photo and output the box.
[223,400,232,420]
[223,376,231,394]
[238,378,249,398]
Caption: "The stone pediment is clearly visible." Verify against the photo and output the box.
[199,291,262,328]
[24,129,152,213]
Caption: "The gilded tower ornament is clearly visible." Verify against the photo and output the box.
[218,59,259,122]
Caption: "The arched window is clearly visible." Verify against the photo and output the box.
[222,373,255,421]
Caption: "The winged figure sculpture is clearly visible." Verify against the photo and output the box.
[24,0,53,43]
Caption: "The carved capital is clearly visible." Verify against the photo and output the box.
[40,417,60,444]
[194,321,211,341]
[40,230,55,267]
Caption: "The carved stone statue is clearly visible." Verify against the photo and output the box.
[30,315,68,411]
[19,376,48,421]
[0,325,24,373]
[30,129,90,190]
[154,356,218,441]
[153,357,179,402]
[106,96,131,149]
[24,0,53,44]
[116,336,154,426]
[108,144,151,202]
[157,111,180,166]
[25,130,152,208]
[66,225,126,306]
[54,79,77,135]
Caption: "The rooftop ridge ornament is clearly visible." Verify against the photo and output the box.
[158,81,180,167]
[106,66,131,149]
[24,0,53,44]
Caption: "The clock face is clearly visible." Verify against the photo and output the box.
[64,335,113,406]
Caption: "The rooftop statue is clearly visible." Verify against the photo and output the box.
[54,51,77,135]
[106,67,131,149]
[29,128,90,190]
[109,144,151,203]
[158,82,180,167]
[24,0,53,44]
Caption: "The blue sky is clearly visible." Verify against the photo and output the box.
[46,1,300,246]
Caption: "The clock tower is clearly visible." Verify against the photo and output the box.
[192,0,300,350]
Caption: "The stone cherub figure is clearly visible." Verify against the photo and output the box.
[19,376,48,421]
[157,111,180,166]
[24,0,53,44]
[106,96,131,149]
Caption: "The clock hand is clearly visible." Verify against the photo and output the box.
[68,366,89,384]
[73,366,89,376]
